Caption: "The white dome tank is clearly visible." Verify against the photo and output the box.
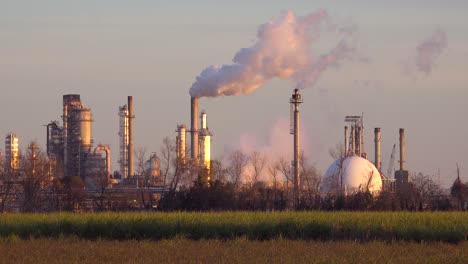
[322,156,382,195]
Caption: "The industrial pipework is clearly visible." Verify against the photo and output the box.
[94,145,110,177]
[290,88,303,208]
[190,97,199,162]
[374,128,381,172]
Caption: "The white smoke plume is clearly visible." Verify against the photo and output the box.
[190,10,354,98]
[415,29,447,74]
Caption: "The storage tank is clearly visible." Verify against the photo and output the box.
[322,156,382,195]
[80,109,92,148]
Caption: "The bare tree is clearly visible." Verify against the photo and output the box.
[0,173,15,212]
[226,150,248,189]
[135,147,148,176]
[299,153,321,206]
[19,142,53,212]
[249,151,267,184]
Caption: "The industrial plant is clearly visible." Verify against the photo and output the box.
[45,95,110,188]
[0,90,464,212]
[322,115,411,196]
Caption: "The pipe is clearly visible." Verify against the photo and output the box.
[128,96,134,177]
[374,128,381,171]
[344,126,349,156]
[399,128,405,171]
[94,145,110,177]
[191,97,199,162]
[351,126,356,155]
[355,126,361,156]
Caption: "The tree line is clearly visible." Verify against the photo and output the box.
[0,139,467,212]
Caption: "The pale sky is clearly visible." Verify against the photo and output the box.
[1,1,467,187]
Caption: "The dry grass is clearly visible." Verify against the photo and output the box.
[0,238,466,264]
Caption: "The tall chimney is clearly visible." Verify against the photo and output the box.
[128,96,134,177]
[344,126,349,156]
[399,128,405,171]
[191,97,199,162]
[374,128,381,171]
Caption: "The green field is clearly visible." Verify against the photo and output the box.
[0,239,466,264]
[0,212,467,242]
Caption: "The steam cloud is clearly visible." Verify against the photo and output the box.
[190,10,354,98]
[415,29,447,74]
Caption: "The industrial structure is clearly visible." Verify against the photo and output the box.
[395,128,410,190]
[199,111,212,170]
[4,133,19,175]
[176,124,187,165]
[190,97,199,163]
[118,96,134,179]
[322,114,412,196]
[186,97,212,171]
[46,95,110,187]
[290,89,302,207]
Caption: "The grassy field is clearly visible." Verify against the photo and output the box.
[0,211,467,242]
[0,238,466,264]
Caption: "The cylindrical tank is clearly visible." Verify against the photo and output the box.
[80,109,92,148]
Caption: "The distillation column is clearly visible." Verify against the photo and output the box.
[290,89,303,208]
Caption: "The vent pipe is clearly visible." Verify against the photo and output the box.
[374,128,381,171]
[344,126,349,156]
[399,128,405,171]
[191,97,199,162]
[127,96,134,177]
[350,126,356,155]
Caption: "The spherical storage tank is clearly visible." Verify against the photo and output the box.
[322,156,382,195]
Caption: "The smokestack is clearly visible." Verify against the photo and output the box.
[128,96,134,177]
[344,126,349,156]
[191,97,199,162]
[350,126,356,155]
[290,89,303,208]
[374,128,381,171]
[399,128,405,171]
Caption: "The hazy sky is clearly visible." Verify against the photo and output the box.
[1,1,467,187]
